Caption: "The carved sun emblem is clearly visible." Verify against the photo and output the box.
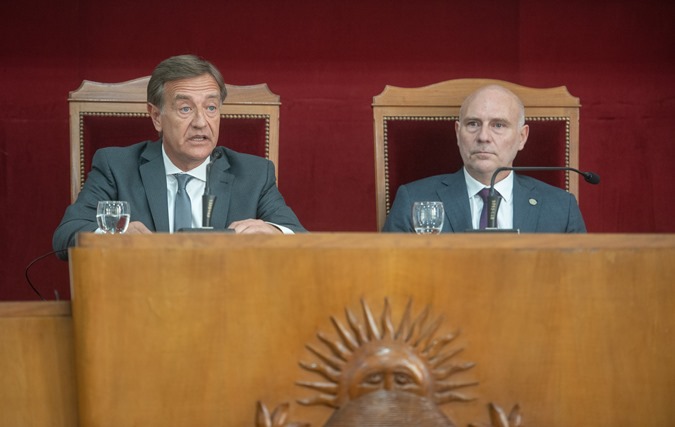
[297,298,477,409]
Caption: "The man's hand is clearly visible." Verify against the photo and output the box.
[126,221,152,234]
[228,219,282,234]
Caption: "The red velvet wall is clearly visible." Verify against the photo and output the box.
[1,0,674,300]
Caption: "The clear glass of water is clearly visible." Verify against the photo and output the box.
[96,201,130,234]
[412,201,445,234]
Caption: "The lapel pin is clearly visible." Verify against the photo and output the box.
[529,198,538,206]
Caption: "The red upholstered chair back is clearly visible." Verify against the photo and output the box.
[68,76,280,202]
[372,79,580,230]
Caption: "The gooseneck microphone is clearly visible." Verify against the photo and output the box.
[487,166,601,229]
[202,147,224,228]
[177,147,229,233]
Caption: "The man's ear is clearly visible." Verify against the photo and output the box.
[455,120,461,147]
[147,103,162,132]
[518,124,529,151]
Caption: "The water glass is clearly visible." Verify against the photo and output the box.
[96,201,130,234]
[412,201,445,234]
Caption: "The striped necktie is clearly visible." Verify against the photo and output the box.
[174,174,193,231]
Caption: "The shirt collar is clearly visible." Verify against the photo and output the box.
[463,167,514,202]
[161,144,209,182]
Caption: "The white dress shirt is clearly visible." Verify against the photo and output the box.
[463,168,514,230]
[163,148,209,233]
[162,146,293,234]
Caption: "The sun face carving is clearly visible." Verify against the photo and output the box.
[345,339,431,401]
[296,298,477,409]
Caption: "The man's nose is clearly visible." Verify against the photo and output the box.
[191,108,207,127]
[477,125,491,142]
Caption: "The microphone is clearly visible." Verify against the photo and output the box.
[487,166,601,229]
[202,147,224,228]
[178,147,233,233]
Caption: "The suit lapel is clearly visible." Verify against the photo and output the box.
[208,155,235,229]
[513,175,538,232]
[437,172,472,232]
[139,142,170,232]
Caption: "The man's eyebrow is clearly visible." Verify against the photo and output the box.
[172,93,220,102]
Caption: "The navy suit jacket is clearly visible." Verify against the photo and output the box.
[382,170,586,233]
[53,140,305,257]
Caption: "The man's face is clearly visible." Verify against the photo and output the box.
[455,87,529,183]
[148,74,221,171]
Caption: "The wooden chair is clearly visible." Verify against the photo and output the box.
[68,76,280,202]
[372,78,580,230]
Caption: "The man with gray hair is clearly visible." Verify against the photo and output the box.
[54,55,305,257]
[382,84,586,233]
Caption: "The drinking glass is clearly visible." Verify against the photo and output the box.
[412,201,445,234]
[96,201,130,234]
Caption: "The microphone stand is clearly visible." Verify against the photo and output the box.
[202,160,216,229]
[487,166,601,229]
[177,147,232,233]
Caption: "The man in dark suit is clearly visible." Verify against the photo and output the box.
[382,84,586,233]
[54,55,305,258]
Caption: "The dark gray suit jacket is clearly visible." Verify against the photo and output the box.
[53,140,305,258]
[382,170,586,233]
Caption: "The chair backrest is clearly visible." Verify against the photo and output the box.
[68,76,280,202]
[372,78,581,230]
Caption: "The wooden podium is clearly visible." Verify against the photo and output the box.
[0,301,76,427]
[63,233,675,427]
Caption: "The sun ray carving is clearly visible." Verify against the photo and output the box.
[297,298,476,409]
[256,401,309,427]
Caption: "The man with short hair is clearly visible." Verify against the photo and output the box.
[382,84,586,233]
[54,55,305,258]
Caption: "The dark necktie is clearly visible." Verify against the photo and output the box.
[478,187,491,229]
[174,174,193,231]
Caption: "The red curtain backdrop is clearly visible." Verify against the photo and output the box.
[1,0,674,300]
